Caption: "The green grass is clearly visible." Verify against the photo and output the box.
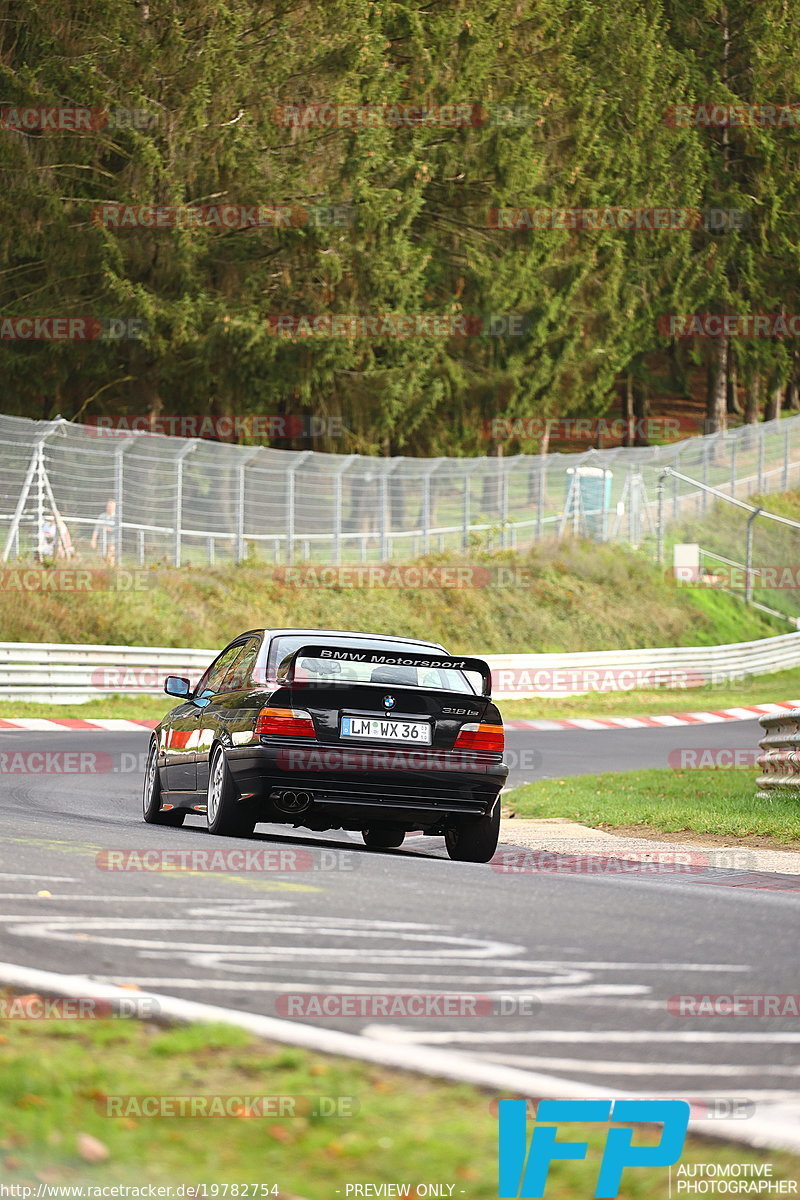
[0,541,781,654]
[0,694,170,720]
[666,488,800,624]
[0,1006,797,1193]
[497,665,800,720]
[506,767,800,842]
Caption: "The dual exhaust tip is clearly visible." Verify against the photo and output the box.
[273,788,313,813]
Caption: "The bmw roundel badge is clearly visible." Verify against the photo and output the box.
[383,695,395,709]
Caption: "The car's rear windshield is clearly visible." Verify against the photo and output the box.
[267,635,478,695]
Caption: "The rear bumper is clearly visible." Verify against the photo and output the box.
[225,739,508,826]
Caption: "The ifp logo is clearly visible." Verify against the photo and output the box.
[498,1098,690,1197]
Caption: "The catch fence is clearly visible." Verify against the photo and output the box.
[1,413,799,567]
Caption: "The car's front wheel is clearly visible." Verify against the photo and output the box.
[142,742,185,826]
[206,744,255,837]
[362,826,405,849]
[445,802,500,863]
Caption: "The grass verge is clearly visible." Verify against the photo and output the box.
[0,1007,797,1194]
[505,767,800,843]
[0,541,781,652]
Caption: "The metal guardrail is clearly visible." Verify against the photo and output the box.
[0,642,214,704]
[2,631,800,703]
[756,709,800,799]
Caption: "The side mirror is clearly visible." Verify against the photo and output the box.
[164,676,190,699]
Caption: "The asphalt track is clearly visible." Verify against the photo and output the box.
[0,723,797,1145]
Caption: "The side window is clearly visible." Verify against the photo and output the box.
[195,643,245,696]
[223,637,260,691]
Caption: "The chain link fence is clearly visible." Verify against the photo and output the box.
[1,412,799,567]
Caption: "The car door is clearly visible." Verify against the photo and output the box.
[194,638,260,792]
[164,641,245,792]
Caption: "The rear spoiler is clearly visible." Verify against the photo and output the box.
[277,644,493,697]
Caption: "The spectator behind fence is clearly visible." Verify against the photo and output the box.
[91,497,117,564]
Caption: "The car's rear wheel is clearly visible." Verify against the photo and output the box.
[206,744,255,837]
[445,802,500,863]
[142,742,185,826]
[362,826,405,849]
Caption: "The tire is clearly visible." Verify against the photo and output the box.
[445,802,500,863]
[142,741,185,826]
[206,744,255,837]
[362,826,405,849]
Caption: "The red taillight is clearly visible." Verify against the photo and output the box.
[255,706,316,738]
[453,722,504,753]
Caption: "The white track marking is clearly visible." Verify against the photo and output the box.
[0,960,796,1156]
[0,874,76,881]
[362,1027,800,1045]
[477,1055,800,1077]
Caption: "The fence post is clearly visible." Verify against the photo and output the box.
[745,507,763,605]
[462,471,471,549]
[730,436,737,498]
[784,423,790,490]
[499,459,508,548]
[758,424,765,492]
[380,467,389,561]
[113,438,134,566]
[236,448,261,563]
[701,441,709,512]
[333,456,356,566]
[285,453,311,565]
[536,459,545,540]
[2,442,40,562]
[656,470,666,565]
[174,442,195,568]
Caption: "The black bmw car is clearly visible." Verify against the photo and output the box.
[143,628,507,862]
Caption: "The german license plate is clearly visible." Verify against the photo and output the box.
[340,716,432,744]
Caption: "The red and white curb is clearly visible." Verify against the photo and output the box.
[0,702,798,733]
[504,700,800,731]
[0,717,158,731]
[0,961,797,1155]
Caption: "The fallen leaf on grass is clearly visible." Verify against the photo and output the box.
[76,1133,109,1163]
